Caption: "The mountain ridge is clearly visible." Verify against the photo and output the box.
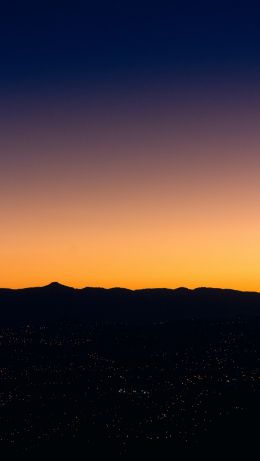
[1,283,260,326]
[0,282,260,326]
[1,283,259,295]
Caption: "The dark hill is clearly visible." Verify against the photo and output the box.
[0,284,260,325]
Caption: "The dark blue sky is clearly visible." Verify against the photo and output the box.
[1,1,260,90]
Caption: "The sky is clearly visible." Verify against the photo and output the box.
[1,1,260,290]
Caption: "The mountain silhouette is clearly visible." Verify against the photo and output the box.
[1,284,260,325]
[44,281,70,288]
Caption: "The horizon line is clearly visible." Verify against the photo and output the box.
[1,282,260,295]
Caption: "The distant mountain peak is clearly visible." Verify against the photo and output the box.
[44,282,71,289]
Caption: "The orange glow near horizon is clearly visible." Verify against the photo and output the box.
[1,88,260,291]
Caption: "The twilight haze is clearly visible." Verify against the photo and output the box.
[1,2,260,290]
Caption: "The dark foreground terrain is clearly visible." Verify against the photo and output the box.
[1,317,260,459]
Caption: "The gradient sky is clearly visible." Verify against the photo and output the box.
[1,1,260,290]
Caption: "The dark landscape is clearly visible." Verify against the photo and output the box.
[1,284,260,458]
